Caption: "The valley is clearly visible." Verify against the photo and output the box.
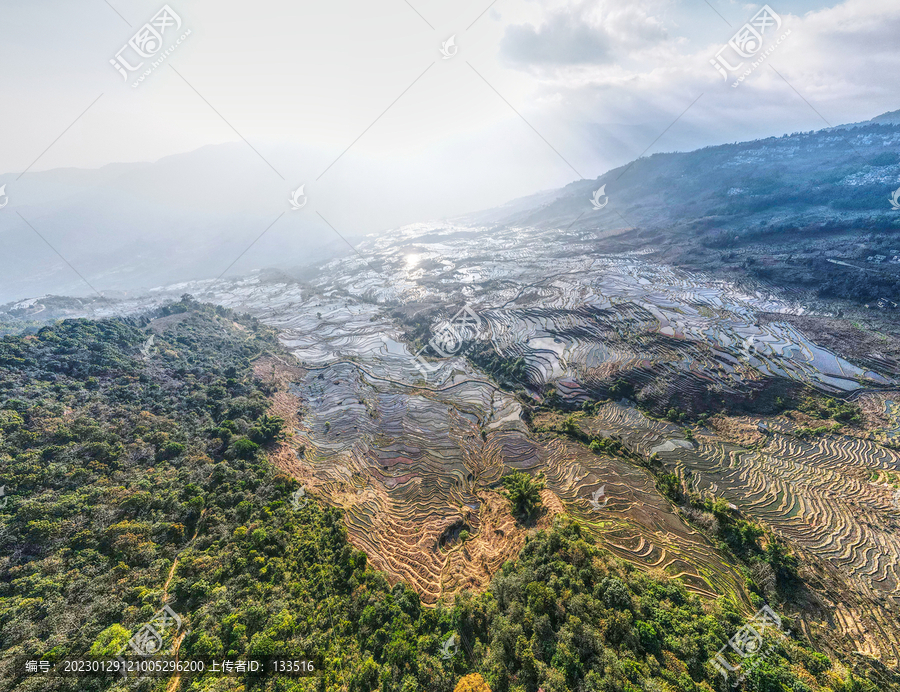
[87,221,899,678]
[3,114,900,692]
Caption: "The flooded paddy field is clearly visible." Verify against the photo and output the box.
[156,222,900,661]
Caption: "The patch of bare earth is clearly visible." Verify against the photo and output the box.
[439,489,561,602]
[254,356,319,491]
[146,312,193,334]
[704,414,772,447]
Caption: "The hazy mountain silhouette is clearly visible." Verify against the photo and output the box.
[2,110,898,304]
[470,109,900,247]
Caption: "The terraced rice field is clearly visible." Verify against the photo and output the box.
[574,400,900,664]
[164,222,899,663]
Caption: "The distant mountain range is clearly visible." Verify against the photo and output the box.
[2,110,898,306]
[463,109,900,307]
[0,143,348,303]
[470,109,900,245]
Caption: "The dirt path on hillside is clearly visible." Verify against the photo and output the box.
[162,508,206,692]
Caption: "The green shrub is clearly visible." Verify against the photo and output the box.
[232,437,259,459]
[500,472,545,522]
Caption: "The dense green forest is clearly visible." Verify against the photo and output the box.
[0,298,881,692]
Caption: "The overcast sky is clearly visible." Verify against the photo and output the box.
[2,0,899,237]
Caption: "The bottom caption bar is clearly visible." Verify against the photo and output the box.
[18,657,318,678]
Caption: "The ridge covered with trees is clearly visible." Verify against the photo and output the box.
[0,299,882,691]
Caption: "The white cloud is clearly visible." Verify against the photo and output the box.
[500,0,670,70]
[490,0,900,176]
[0,0,897,249]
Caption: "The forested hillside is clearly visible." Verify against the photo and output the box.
[0,299,882,692]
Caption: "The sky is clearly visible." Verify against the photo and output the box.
[0,0,899,295]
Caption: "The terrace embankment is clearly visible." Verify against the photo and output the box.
[263,340,900,673]
[539,397,900,670]
[258,351,755,615]
[208,224,900,678]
